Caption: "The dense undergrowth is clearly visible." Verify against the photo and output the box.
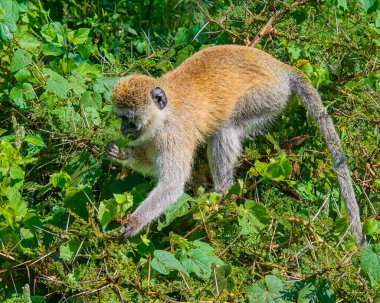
[0,0,379,302]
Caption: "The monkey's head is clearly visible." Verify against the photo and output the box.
[111,75,168,143]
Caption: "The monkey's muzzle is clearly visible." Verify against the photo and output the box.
[121,120,143,140]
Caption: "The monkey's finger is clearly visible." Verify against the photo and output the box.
[120,219,137,240]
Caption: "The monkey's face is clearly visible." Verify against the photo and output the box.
[112,76,168,143]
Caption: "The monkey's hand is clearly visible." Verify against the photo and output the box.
[107,141,129,161]
[120,216,141,239]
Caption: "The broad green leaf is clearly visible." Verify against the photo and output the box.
[162,193,192,228]
[50,171,71,189]
[337,0,348,10]
[288,46,301,62]
[18,33,41,50]
[59,238,81,262]
[225,179,244,199]
[97,194,133,229]
[174,27,191,46]
[238,200,270,235]
[181,248,223,278]
[9,165,24,180]
[41,43,65,56]
[9,192,27,218]
[77,42,94,60]
[363,218,380,236]
[11,49,32,73]
[44,68,67,98]
[80,91,102,109]
[297,280,335,303]
[0,23,12,41]
[175,44,194,66]
[361,244,380,281]
[9,85,25,109]
[213,264,235,293]
[0,0,19,32]
[64,151,102,187]
[24,135,45,147]
[68,28,90,45]
[255,155,292,181]
[151,250,188,276]
[63,186,92,219]
[360,0,379,13]
[247,275,287,303]
[14,68,32,83]
[84,107,101,126]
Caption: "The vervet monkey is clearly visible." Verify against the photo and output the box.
[108,45,366,247]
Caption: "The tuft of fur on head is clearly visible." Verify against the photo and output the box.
[112,75,159,109]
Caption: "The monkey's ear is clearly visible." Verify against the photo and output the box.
[150,87,167,110]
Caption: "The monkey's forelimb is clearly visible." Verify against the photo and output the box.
[120,135,194,239]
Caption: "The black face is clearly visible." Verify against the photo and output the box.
[121,117,140,140]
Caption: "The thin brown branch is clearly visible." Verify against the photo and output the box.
[248,0,313,47]
[195,2,244,44]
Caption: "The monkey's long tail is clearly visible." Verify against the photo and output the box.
[291,72,366,247]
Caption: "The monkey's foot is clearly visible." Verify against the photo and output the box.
[120,217,139,240]
[107,141,128,160]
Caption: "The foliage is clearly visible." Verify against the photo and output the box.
[0,0,379,302]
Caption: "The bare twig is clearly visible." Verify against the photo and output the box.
[248,0,312,47]
[195,2,244,43]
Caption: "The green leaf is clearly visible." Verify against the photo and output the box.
[363,218,380,236]
[255,155,292,181]
[337,0,348,10]
[50,171,71,189]
[63,186,93,219]
[0,23,12,41]
[97,194,133,229]
[11,49,32,73]
[162,193,191,228]
[181,248,223,279]
[80,91,102,109]
[44,68,67,98]
[225,179,244,199]
[9,165,24,180]
[213,264,235,293]
[151,250,188,276]
[297,280,335,303]
[288,46,301,62]
[360,0,379,13]
[41,43,65,56]
[247,275,287,303]
[59,238,81,262]
[9,85,26,109]
[18,33,41,50]
[175,45,194,66]
[68,28,90,45]
[238,200,270,235]
[0,0,19,32]
[361,244,380,281]
[24,135,45,147]
[77,42,94,60]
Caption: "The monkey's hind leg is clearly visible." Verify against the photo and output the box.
[207,125,243,194]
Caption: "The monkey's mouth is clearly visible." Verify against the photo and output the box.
[130,129,142,140]
[127,125,145,140]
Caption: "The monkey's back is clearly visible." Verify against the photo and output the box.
[160,45,294,135]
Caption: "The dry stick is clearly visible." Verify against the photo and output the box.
[247,0,312,47]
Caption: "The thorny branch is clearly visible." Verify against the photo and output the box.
[196,0,314,47]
